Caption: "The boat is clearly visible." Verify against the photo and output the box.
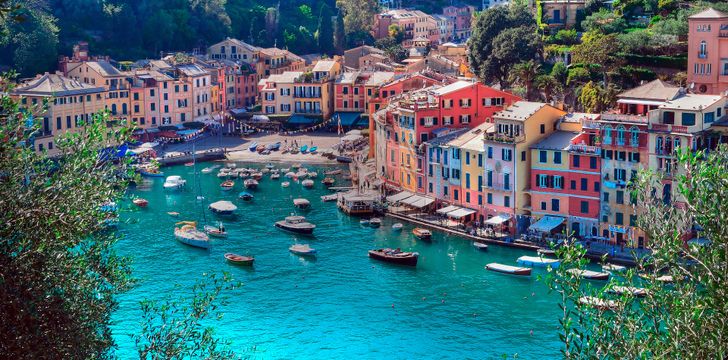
[244,179,258,189]
[238,191,254,201]
[412,228,432,240]
[265,142,281,151]
[275,215,316,234]
[579,296,619,311]
[308,146,318,153]
[322,177,335,187]
[280,167,290,172]
[224,253,254,266]
[300,144,308,153]
[265,163,275,169]
[184,162,194,167]
[261,168,270,174]
[321,194,337,202]
[220,180,235,191]
[607,286,650,297]
[226,163,237,169]
[217,171,231,179]
[252,172,263,180]
[201,167,215,174]
[336,155,353,163]
[204,223,228,238]
[368,248,419,266]
[324,169,342,176]
[473,242,488,251]
[485,263,532,276]
[537,248,556,256]
[167,211,180,217]
[566,268,610,280]
[360,219,370,226]
[293,198,311,209]
[282,181,290,187]
[271,173,281,180]
[208,200,238,215]
[391,223,403,231]
[256,145,266,153]
[602,263,627,273]
[139,166,164,177]
[285,171,296,178]
[174,221,210,249]
[302,179,314,188]
[163,176,187,190]
[307,171,318,179]
[290,149,299,154]
[260,149,271,155]
[248,142,258,152]
[289,244,317,257]
[369,218,382,227]
[517,256,560,268]
[132,198,149,208]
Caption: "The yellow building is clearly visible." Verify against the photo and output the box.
[207,38,260,63]
[458,123,493,218]
[12,73,107,156]
[64,60,131,124]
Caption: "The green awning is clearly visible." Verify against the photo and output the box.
[334,112,361,126]
[288,115,319,125]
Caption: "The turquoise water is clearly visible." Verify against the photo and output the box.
[112,163,564,359]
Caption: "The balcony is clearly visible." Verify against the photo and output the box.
[484,132,525,144]
[649,123,690,134]
[568,144,601,155]
[600,113,649,124]
[697,53,707,59]
[294,109,322,115]
[482,182,511,192]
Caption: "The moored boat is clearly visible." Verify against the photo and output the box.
[307,171,318,179]
[321,194,337,202]
[579,296,619,311]
[473,242,488,251]
[537,248,556,256]
[336,155,353,163]
[300,144,308,153]
[248,142,258,152]
[412,228,432,240]
[369,218,382,227]
[251,172,263,180]
[368,248,419,266]
[244,179,258,189]
[163,176,187,190]
[282,181,290,187]
[302,179,314,188]
[224,253,254,266]
[391,223,403,231]
[201,167,215,174]
[220,180,235,191]
[308,146,318,153]
[266,163,275,169]
[360,219,370,226]
[208,200,237,215]
[566,268,610,280]
[132,198,149,208]
[322,177,335,187]
[607,286,650,297]
[238,191,254,201]
[204,223,228,238]
[602,263,627,273]
[270,173,281,180]
[289,244,317,257]
[184,162,194,167]
[266,142,281,151]
[174,221,210,249]
[485,263,531,276]
[517,255,560,269]
[275,215,316,234]
[324,169,342,176]
[293,198,311,209]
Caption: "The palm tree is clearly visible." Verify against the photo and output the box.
[509,60,541,100]
[535,74,561,103]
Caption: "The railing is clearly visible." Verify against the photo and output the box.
[582,120,600,129]
[600,113,649,123]
[484,132,525,144]
[482,182,511,192]
[649,123,690,134]
[294,109,322,114]
[568,144,601,155]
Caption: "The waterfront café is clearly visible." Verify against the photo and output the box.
[338,192,376,215]
[524,215,566,244]
[386,191,435,215]
[435,205,476,230]
[484,214,512,239]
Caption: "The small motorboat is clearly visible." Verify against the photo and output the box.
[289,244,317,257]
[322,177,335,187]
[282,181,290,187]
[201,167,215,174]
[293,198,311,209]
[485,263,531,276]
[368,248,419,266]
[266,142,281,151]
[360,219,370,226]
[308,146,318,153]
[132,198,149,208]
[566,268,610,280]
[369,218,382,227]
[224,253,254,266]
[217,171,231,179]
[517,256,560,269]
[271,173,281,180]
[285,171,296,178]
[412,228,432,240]
[226,163,237,169]
[184,162,194,167]
[204,223,228,238]
[266,163,275,169]
[300,144,308,154]
[248,142,258,152]
[607,286,650,297]
[391,223,403,231]
[602,263,627,273]
[307,171,318,179]
[302,179,314,188]
[324,169,342,176]
[208,200,238,215]
[275,215,316,234]
[336,155,353,163]
[167,211,180,217]
[238,191,254,201]
[163,176,186,190]
[261,168,270,174]
[174,221,210,249]
[537,248,556,256]
[220,180,235,191]
[244,179,258,189]
[280,167,290,172]
[579,296,619,311]
[473,242,488,251]
[321,194,337,202]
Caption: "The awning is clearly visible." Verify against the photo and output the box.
[145,128,160,133]
[436,205,460,215]
[341,134,363,142]
[334,112,361,126]
[386,191,414,203]
[447,208,476,219]
[617,99,665,106]
[485,214,511,225]
[288,115,319,125]
[529,216,565,232]
[400,195,434,208]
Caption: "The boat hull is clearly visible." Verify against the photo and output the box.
[275,223,314,234]
[140,171,164,177]
[413,228,431,240]
[368,250,418,266]
[175,236,210,249]
[225,253,254,266]
[485,263,532,276]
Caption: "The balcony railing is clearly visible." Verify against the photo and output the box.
[294,109,322,114]
[484,132,525,144]
[482,182,511,192]
[568,144,601,155]
[649,123,690,134]
[600,113,649,123]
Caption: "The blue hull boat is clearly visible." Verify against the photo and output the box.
[238,191,254,201]
[300,144,308,154]
[248,142,258,152]
[266,142,281,151]
[309,146,318,153]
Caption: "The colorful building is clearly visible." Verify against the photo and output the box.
[686,8,728,95]
[207,38,260,63]
[457,124,492,220]
[540,0,587,29]
[334,71,396,128]
[442,5,475,41]
[424,128,470,203]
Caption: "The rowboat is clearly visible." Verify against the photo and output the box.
[248,142,258,152]
[167,211,180,217]
[271,173,281,180]
[607,286,650,297]
[224,253,254,266]
[369,218,382,227]
[579,296,619,311]
[220,180,235,191]
[256,145,266,153]
[266,163,275,169]
[174,221,210,249]
[324,169,342,176]
[208,200,237,215]
[300,145,308,153]
[275,216,315,234]
[244,179,258,189]
[201,167,215,174]
[307,171,318,179]
[368,248,419,266]
[391,223,403,231]
[602,263,627,273]
[485,263,531,276]
[322,177,335,187]
[473,242,488,251]
[266,142,281,151]
[308,146,318,153]
[132,198,149,208]
[293,198,311,209]
[251,172,263,180]
[412,228,432,240]
[517,255,560,269]
[204,224,228,238]
[566,268,610,280]
[139,167,164,177]
[238,191,254,201]
[289,244,317,257]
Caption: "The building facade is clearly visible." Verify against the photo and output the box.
[686,8,728,95]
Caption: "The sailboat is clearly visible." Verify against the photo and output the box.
[174,144,212,249]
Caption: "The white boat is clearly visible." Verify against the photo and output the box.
[473,242,488,251]
[282,181,290,187]
[289,244,317,256]
[391,223,403,231]
[517,255,560,268]
[201,167,215,174]
[174,221,210,249]
[602,263,627,273]
[301,179,314,188]
[293,198,311,209]
[280,168,290,172]
[369,218,382,227]
[163,176,186,190]
[285,171,296,178]
[607,286,650,297]
[217,171,230,178]
[204,223,227,238]
[566,268,610,280]
[266,163,275,169]
[296,171,308,178]
[275,216,315,234]
[485,263,531,276]
[307,171,318,178]
[271,173,281,180]
[360,219,370,226]
[208,200,237,215]
[244,179,258,189]
[579,296,619,311]
[321,194,338,202]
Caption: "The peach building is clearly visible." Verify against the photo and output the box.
[686,8,728,95]
[207,38,260,63]
[64,59,131,123]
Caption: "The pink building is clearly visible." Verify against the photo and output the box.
[687,8,728,95]
[443,5,475,42]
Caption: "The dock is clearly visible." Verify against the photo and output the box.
[158,148,226,166]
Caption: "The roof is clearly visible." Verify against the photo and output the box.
[425,128,469,147]
[617,79,681,102]
[345,45,384,55]
[365,72,396,86]
[460,123,494,151]
[86,60,123,77]
[432,80,474,95]
[562,112,600,123]
[259,47,304,62]
[176,64,208,77]
[494,101,549,122]
[689,8,728,19]
[263,71,303,85]
[531,131,580,151]
[13,73,105,96]
[209,38,260,52]
[312,60,338,73]
[660,94,724,111]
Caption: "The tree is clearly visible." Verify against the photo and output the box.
[536,74,561,102]
[0,1,59,77]
[509,60,541,100]
[316,3,334,55]
[571,31,622,83]
[581,8,627,34]
[388,24,404,43]
[548,146,728,358]
[375,37,407,62]
[551,61,568,85]
[577,80,618,112]
[335,0,378,38]
[481,26,541,88]
[333,10,345,54]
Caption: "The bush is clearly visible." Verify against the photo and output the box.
[555,29,579,45]
[581,9,627,34]
[620,53,687,69]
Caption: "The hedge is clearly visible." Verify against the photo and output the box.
[619,53,687,69]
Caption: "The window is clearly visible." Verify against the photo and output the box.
[615,212,624,225]
[539,150,547,163]
[478,195,483,205]
[521,151,526,162]
[590,157,597,169]
[570,180,576,189]
[454,190,459,201]
[551,199,560,211]
[487,146,493,159]
[538,174,548,188]
[487,170,493,187]
[502,149,512,161]
[594,182,600,192]
[603,126,612,144]
[580,178,587,191]
[541,202,547,210]
[573,155,580,168]
[553,152,562,164]
[487,193,493,204]
[554,176,563,189]
[705,112,714,124]
[540,124,545,134]
[682,113,696,126]
[616,190,624,204]
[663,111,675,124]
[466,192,470,203]
[630,215,637,227]
[504,196,510,208]
[630,127,639,146]
[580,201,589,214]
[478,154,483,167]
[699,40,707,57]
[603,192,609,202]
[504,173,510,190]
[614,168,627,181]
[616,126,625,145]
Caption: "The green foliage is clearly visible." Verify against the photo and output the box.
[619,53,687,69]
[134,273,242,359]
[316,3,334,56]
[535,74,562,102]
[581,9,628,34]
[374,37,407,63]
[617,65,656,86]
[548,147,728,358]
[553,29,578,45]
[0,1,58,77]
[388,24,404,43]
[571,31,623,82]
[333,10,346,54]
[0,73,134,358]
[566,67,591,86]
[617,29,676,54]
[509,60,541,101]
[336,0,378,38]
[551,61,568,85]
